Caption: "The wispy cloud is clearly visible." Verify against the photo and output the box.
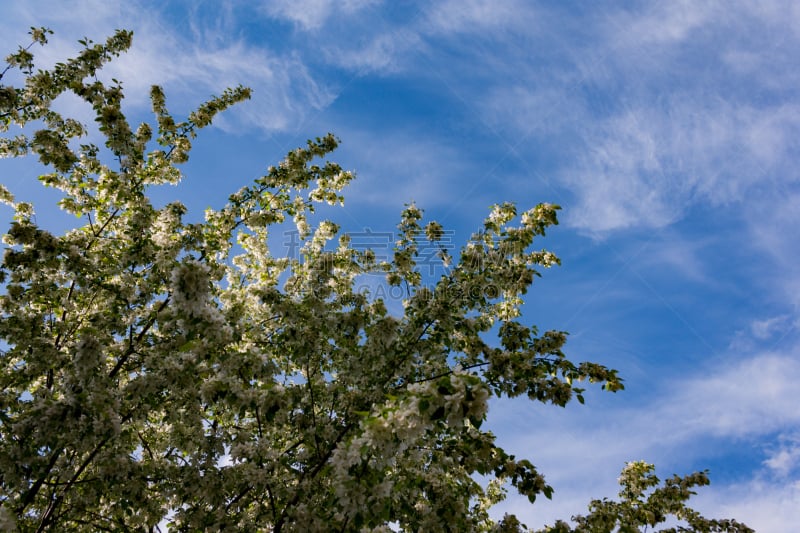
[608,0,715,47]
[333,127,489,214]
[739,189,800,313]
[261,0,381,31]
[421,0,539,35]
[763,434,800,478]
[448,2,800,236]
[1,1,336,134]
[694,475,800,532]
[322,28,423,75]
[561,100,800,232]
[750,315,795,341]
[488,343,800,529]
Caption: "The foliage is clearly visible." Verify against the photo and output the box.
[535,462,754,533]
[0,28,744,532]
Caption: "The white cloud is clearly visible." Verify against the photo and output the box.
[458,2,800,236]
[609,0,714,47]
[334,127,487,213]
[764,436,800,477]
[486,342,800,529]
[662,352,800,438]
[322,29,422,74]
[694,477,800,533]
[262,0,380,31]
[0,0,336,134]
[422,0,538,36]
[105,19,335,133]
[558,99,800,233]
[745,191,800,308]
[0,0,124,39]
[562,109,679,232]
[750,315,793,340]
[633,233,714,285]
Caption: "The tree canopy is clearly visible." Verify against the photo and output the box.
[0,28,750,532]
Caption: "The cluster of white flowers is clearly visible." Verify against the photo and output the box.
[525,250,560,268]
[331,373,491,497]
[330,395,424,499]
[332,170,353,190]
[520,209,535,227]
[494,295,523,321]
[521,202,556,228]
[309,170,353,205]
[451,375,490,422]
[541,250,559,266]
[305,220,338,254]
[0,184,14,207]
[486,203,516,228]
[169,260,227,336]
[151,206,182,248]
[294,216,310,237]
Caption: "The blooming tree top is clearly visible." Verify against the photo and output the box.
[0,28,747,533]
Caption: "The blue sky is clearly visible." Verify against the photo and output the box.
[2,1,800,530]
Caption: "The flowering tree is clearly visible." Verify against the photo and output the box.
[0,29,747,532]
